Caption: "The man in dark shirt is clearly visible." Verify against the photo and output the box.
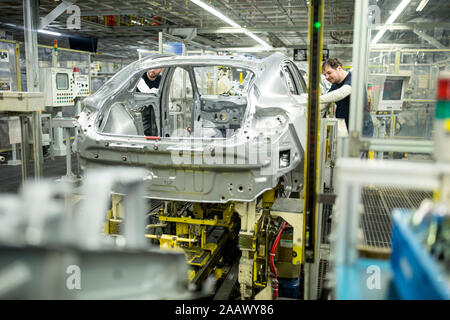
[321,58,373,137]
[136,68,164,92]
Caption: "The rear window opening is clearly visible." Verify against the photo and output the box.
[98,64,255,140]
[166,65,255,139]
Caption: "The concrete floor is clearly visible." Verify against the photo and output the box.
[0,153,79,193]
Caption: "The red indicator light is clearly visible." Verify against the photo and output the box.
[437,78,450,101]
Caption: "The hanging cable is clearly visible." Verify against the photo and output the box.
[269,221,287,299]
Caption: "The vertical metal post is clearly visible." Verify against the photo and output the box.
[52,111,66,155]
[303,0,324,300]
[15,43,22,91]
[348,0,369,147]
[31,111,42,178]
[9,143,21,165]
[64,128,73,178]
[158,31,163,53]
[19,115,30,183]
[394,50,401,74]
[23,0,43,179]
[123,182,147,250]
[88,53,92,95]
[334,179,361,299]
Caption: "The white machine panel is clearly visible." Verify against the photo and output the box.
[0,91,44,112]
[374,74,410,112]
[39,67,74,107]
[74,74,89,97]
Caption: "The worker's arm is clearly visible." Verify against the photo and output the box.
[320,84,352,108]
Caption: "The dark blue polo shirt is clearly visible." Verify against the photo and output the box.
[136,74,161,92]
[329,72,352,129]
[328,72,373,137]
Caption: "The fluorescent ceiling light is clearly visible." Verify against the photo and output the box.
[189,0,271,47]
[372,0,411,44]
[137,48,154,53]
[38,29,61,36]
[416,0,430,12]
[190,0,240,28]
[243,30,271,47]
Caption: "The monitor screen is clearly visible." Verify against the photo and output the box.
[382,79,403,101]
[56,73,69,90]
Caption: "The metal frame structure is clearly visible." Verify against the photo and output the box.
[345,0,448,157]
[333,157,450,299]
[0,167,195,299]
[22,0,43,179]
[1,0,447,60]
[302,0,324,300]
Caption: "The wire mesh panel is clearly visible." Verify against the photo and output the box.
[317,258,330,300]
[361,186,432,248]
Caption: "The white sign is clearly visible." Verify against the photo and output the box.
[0,50,9,63]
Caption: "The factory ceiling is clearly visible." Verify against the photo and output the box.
[0,0,448,61]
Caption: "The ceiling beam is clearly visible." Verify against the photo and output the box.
[413,26,448,49]
[243,0,289,46]
[198,24,354,34]
[197,22,450,34]
[327,43,436,49]
[39,0,76,29]
[371,22,450,31]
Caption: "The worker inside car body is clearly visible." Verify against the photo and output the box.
[320,58,373,137]
[136,68,164,136]
[136,67,164,93]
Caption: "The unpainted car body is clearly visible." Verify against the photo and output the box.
[77,53,308,203]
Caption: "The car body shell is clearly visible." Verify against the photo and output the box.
[76,53,308,203]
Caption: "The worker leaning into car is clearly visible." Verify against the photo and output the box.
[320,58,373,137]
[136,67,164,93]
[136,68,164,136]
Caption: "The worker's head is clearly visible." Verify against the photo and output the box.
[147,68,164,81]
[322,58,347,84]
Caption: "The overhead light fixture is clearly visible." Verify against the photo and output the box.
[371,0,411,44]
[38,29,62,36]
[243,30,271,47]
[189,0,271,48]
[416,0,430,12]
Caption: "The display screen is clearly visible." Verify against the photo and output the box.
[382,79,403,100]
[56,73,69,90]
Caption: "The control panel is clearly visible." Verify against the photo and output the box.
[74,74,90,97]
[39,67,74,107]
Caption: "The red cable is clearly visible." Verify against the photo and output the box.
[269,221,287,299]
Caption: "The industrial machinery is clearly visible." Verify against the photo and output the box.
[39,67,89,157]
[76,53,311,299]
[105,188,305,299]
[38,67,74,156]
[0,167,194,299]
[369,74,410,138]
[331,73,450,300]
[373,74,410,112]
[73,68,89,97]
[39,67,75,107]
